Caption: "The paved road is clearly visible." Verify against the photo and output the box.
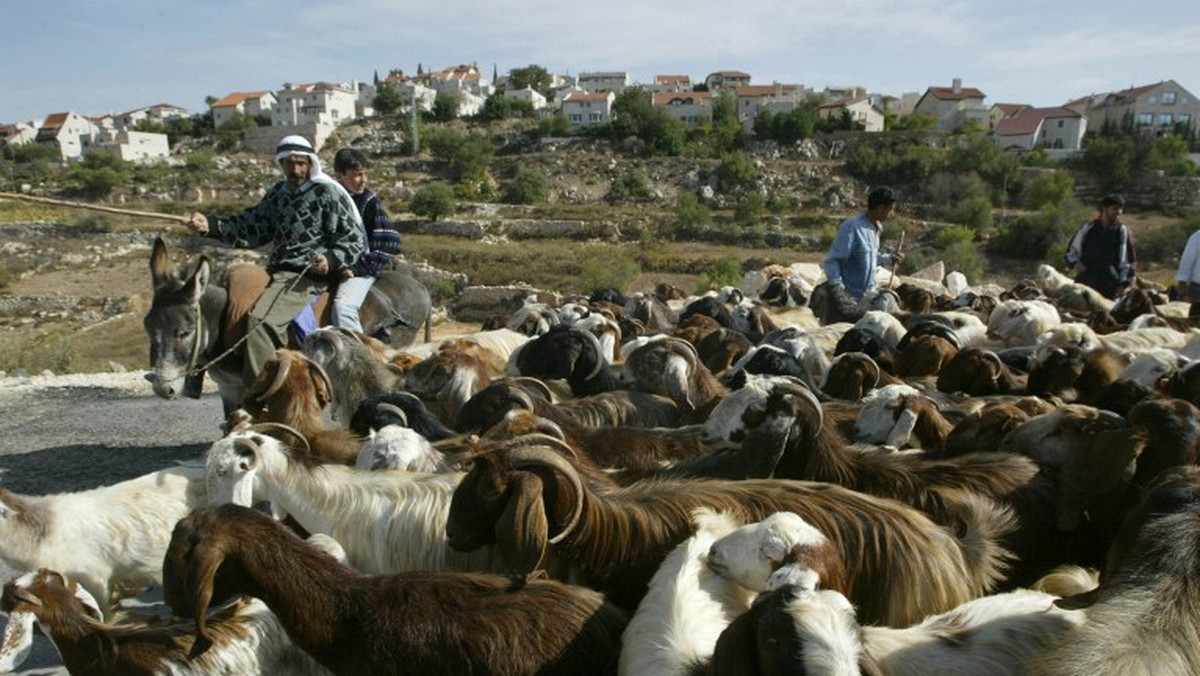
[0,372,224,674]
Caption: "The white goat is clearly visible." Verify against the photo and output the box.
[355,425,457,473]
[1099,326,1197,356]
[204,430,505,576]
[618,508,757,676]
[988,299,1061,347]
[0,463,208,614]
[853,384,925,449]
[706,512,842,594]
[1119,348,1189,388]
[854,311,906,348]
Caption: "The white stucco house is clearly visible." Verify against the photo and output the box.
[561,91,615,126]
[653,91,712,126]
[210,91,278,128]
[503,86,548,111]
[993,106,1087,151]
[819,96,885,132]
[577,71,630,95]
[0,120,39,148]
[83,129,170,161]
[272,81,359,127]
[913,78,989,132]
[35,111,98,160]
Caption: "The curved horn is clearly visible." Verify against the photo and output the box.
[9,587,41,607]
[506,445,586,544]
[769,376,825,432]
[861,353,882,389]
[576,328,608,381]
[299,353,335,406]
[246,422,312,456]
[505,432,580,461]
[257,351,294,401]
[512,376,555,403]
[374,403,409,428]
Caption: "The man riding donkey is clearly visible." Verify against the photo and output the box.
[182,135,365,395]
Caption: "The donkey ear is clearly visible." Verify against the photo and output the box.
[150,236,172,290]
[496,472,549,575]
[185,257,211,304]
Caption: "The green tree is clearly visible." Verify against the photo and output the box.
[508,64,554,98]
[1147,134,1197,175]
[429,92,460,122]
[410,182,456,220]
[503,164,548,204]
[734,192,767,225]
[184,149,217,174]
[716,151,758,192]
[374,85,405,115]
[426,128,494,184]
[1082,135,1134,192]
[70,150,130,198]
[605,170,653,203]
[539,110,571,136]
[479,93,533,121]
[671,191,712,238]
[1024,170,1075,210]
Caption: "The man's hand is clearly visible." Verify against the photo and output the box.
[184,212,208,235]
[891,251,905,266]
[308,252,330,276]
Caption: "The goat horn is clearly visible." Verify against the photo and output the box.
[506,433,580,461]
[576,329,608,381]
[862,353,882,389]
[374,403,410,428]
[10,587,41,607]
[512,377,555,403]
[770,376,825,432]
[257,351,294,401]
[246,422,312,456]
[506,445,585,544]
[299,353,335,407]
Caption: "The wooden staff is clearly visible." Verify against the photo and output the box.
[887,228,906,290]
[0,191,190,223]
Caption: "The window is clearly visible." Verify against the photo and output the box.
[568,113,582,123]
[1137,112,1154,126]
[1057,119,1064,128]
[1148,95,1157,104]
[1163,91,1177,105]
[1180,114,1192,126]
[589,112,602,122]
[1159,113,1174,127]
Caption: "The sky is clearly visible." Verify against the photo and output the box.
[3,0,1199,124]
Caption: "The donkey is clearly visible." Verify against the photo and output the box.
[144,236,431,416]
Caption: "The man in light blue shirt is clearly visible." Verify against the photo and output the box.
[823,186,902,300]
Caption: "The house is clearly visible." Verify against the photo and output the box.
[992,106,1086,152]
[210,91,277,128]
[731,83,808,130]
[83,129,170,162]
[989,103,1030,130]
[378,73,438,113]
[115,103,188,130]
[1065,79,1199,140]
[913,78,988,131]
[704,70,752,91]
[503,86,548,111]
[561,91,615,127]
[577,71,630,95]
[819,96,884,132]
[649,75,693,93]
[822,85,866,102]
[35,111,97,160]
[0,120,39,147]
[652,91,713,126]
[421,64,493,98]
[272,81,359,127]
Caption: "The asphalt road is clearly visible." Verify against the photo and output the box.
[0,372,225,674]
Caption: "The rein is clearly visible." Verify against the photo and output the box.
[185,261,315,377]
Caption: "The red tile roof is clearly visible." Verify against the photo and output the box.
[925,85,986,100]
[652,92,712,106]
[994,106,1081,136]
[655,75,691,85]
[211,91,272,108]
[40,112,69,129]
[564,92,612,102]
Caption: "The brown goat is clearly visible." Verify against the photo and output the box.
[445,439,1014,627]
[623,336,728,421]
[164,504,630,676]
[0,568,327,675]
[238,349,359,465]
[405,340,497,428]
[937,347,1026,396]
[896,334,959,378]
[822,352,904,401]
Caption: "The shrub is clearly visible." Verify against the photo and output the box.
[605,170,653,204]
[670,192,712,238]
[987,200,1088,261]
[1136,217,1195,264]
[579,246,641,291]
[734,192,767,226]
[1024,170,1074,210]
[70,150,130,199]
[697,254,742,292]
[943,195,994,231]
[716,151,758,193]
[410,182,456,220]
[503,165,548,204]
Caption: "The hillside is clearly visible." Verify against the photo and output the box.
[0,117,1193,376]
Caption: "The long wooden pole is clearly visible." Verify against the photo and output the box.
[0,191,190,223]
[887,228,906,290]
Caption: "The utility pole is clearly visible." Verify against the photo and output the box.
[410,89,420,155]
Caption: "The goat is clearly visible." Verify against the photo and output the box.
[238,349,360,465]
[0,463,207,615]
[987,299,1061,347]
[618,509,756,676]
[711,579,1084,676]
[1026,344,1125,403]
[0,568,331,676]
[349,390,459,441]
[895,333,959,378]
[936,347,1027,396]
[163,504,629,676]
[445,438,1015,626]
[821,352,903,402]
[700,374,1076,586]
[835,327,901,375]
[203,428,514,577]
[726,344,831,401]
[357,425,461,473]
[514,324,622,396]
[301,326,406,425]
[623,336,728,418]
[853,384,955,451]
[706,512,847,596]
[1024,466,1200,675]
[625,291,679,331]
[457,378,682,432]
[406,339,497,427]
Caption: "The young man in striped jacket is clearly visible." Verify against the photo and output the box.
[331,147,404,333]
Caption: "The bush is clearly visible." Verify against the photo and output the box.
[734,192,767,226]
[579,246,641,291]
[938,240,985,283]
[605,170,653,204]
[410,182,456,220]
[1024,170,1074,210]
[1136,217,1195,264]
[697,254,742,292]
[716,151,758,193]
[670,192,712,238]
[503,165,548,205]
[70,150,130,199]
[987,201,1088,261]
[943,195,994,231]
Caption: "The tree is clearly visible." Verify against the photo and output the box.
[734,192,767,225]
[503,164,548,204]
[70,150,129,198]
[1083,135,1135,192]
[716,151,758,193]
[539,110,571,137]
[410,182,456,220]
[374,85,405,115]
[429,92,460,122]
[671,191,712,238]
[508,64,554,97]
[605,170,653,203]
[479,93,533,121]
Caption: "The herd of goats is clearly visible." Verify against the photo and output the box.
[3,247,1200,675]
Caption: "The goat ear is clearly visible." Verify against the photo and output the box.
[442,368,482,429]
[69,581,103,620]
[1054,587,1100,610]
[0,610,35,671]
[496,472,549,575]
[760,529,789,564]
[309,364,332,409]
[184,546,224,649]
